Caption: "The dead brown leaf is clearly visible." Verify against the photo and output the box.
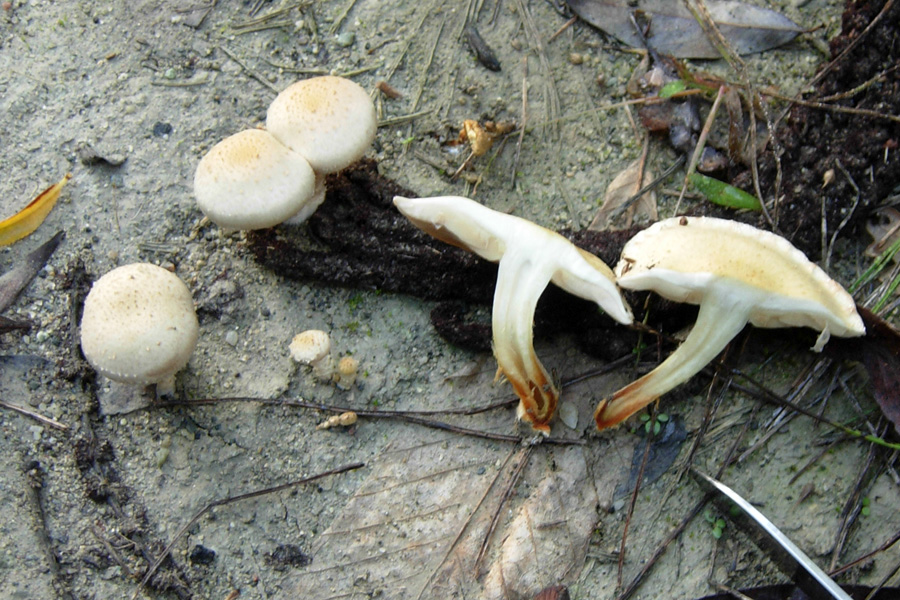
[589,159,657,231]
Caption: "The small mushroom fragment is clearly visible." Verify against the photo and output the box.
[266,76,377,176]
[290,329,335,382]
[594,216,866,430]
[394,195,633,434]
[316,411,358,430]
[80,263,199,397]
[194,128,318,230]
[335,356,359,390]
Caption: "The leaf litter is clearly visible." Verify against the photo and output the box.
[564,0,803,59]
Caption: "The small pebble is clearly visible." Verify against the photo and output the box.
[335,32,355,47]
[225,331,238,346]
[568,52,584,65]
[152,121,173,137]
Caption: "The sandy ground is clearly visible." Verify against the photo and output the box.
[1,1,898,599]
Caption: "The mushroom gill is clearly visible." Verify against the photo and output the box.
[394,195,633,434]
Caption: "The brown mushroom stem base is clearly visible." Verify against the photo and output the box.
[594,292,752,430]
[492,247,558,435]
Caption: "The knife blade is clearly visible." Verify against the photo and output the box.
[692,469,852,600]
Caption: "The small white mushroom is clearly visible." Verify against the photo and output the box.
[193,128,318,230]
[80,263,199,397]
[594,216,866,430]
[394,195,633,434]
[290,330,335,382]
[266,76,377,175]
[335,356,359,390]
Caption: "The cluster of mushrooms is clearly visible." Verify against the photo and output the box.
[78,76,377,397]
[193,76,377,230]
[393,196,866,434]
[77,74,866,438]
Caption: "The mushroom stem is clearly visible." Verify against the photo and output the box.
[155,375,177,399]
[492,246,557,434]
[594,288,754,429]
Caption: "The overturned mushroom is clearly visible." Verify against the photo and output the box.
[594,216,865,430]
[394,195,633,434]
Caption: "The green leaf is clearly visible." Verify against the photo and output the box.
[659,80,687,98]
[689,172,762,211]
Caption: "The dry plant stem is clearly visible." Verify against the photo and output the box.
[675,355,733,479]
[728,368,900,451]
[607,155,685,224]
[683,0,779,227]
[805,0,897,97]
[474,444,536,576]
[218,45,279,93]
[830,435,882,571]
[675,85,725,214]
[511,57,528,190]
[823,160,861,268]
[831,528,900,577]
[241,0,309,24]
[615,407,751,600]
[329,0,358,34]
[712,582,756,600]
[821,64,900,102]
[0,399,68,431]
[734,358,830,463]
[617,422,654,590]
[24,459,75,600]
[513,0,560,140]
[384,8,429,82]
[788,435,851,486]
[411,13,445,113]
[548,16,578,43]
[378,109,433,128]
[416,445,518,598]
[91,524,134,578]
[765,90,900,125]
[866,558,900,600]
[131,462,365,600]
[154,397,585,446]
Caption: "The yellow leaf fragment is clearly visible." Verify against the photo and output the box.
[0,173,72,247]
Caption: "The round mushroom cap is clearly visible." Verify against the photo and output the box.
[615,216,865,337]
[266,76,376,174]
[338,356,359,376]
[80,263,199,385]
[194,128,317,230]
[290,330,331,364]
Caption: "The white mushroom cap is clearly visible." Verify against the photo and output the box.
[194,128,317,230]
[336,356,359,390]
[80,263,199,387]
[615,216,865,338]
[594,216,865,430]
[266,76,376,174]
[290,330,334,381]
